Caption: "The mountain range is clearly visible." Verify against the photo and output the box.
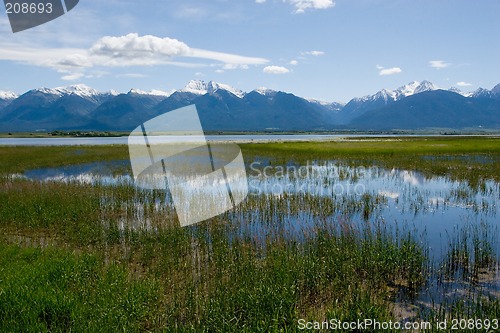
[0,80,499,132]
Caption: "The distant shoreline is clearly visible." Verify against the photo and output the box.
[1,134,499,147]
[1,129,499,139]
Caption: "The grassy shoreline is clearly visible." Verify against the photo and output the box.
[1,130,499,138]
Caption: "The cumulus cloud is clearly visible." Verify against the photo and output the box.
[379,67,402,75]
[377,65,402,76]
[0,33,269,80]
[289,60,299,65]
[429,60,451,69]
[91,34,190,59]
[263,65,290,74]
[255,0,266,3]
[287,0,335,13]
[456,81,472,87]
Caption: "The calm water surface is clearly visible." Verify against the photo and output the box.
[18,159,499,260]
[2,134,496,146]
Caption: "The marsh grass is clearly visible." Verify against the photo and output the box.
[0,145,129,174]
[0,178,428,331]
[241,137,500,186]
[0,137,499,331]
[0,243,159,332]
[441,222,497,284]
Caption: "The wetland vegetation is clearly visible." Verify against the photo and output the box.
[0,137,499,332]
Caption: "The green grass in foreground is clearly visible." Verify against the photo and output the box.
[0,221,425,332]
[0,243,158,332]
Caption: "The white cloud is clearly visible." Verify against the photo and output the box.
[61,72,85,81]
[188,48,267,65]
[289,60,299,65]
[263,66,290,74]
[90,34,190,59]
[456,81,472,87]
[0,33,269,80]
[429,60,451,69]
[257,0,333,13]
[117,73,148,78]
[287,0,335,13]
[222,63,250,70]
[303,50,325,56]
[378,66,402,76]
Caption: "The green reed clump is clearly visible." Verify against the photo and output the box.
[441,222,497,284]
[153,219,428,331]
[0,242,159,333]
[0,178,106,245]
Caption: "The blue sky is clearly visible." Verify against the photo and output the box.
[1,0,499,102]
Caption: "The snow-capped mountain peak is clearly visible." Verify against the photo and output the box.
[129,88,173,97]
[347,80,442,110]
[182,80,209,95]
[55,84,101,97]
[374,89,397,102]
[307,98,332,106]
[210,81,245,98]
[33,84,103,98]
[471,87,491,98]
[33,87,63,96]
[181,80,244,98]
[0,91,18,100]
[395,81,420,98]
[449,87,473,97]
[254,87,277,96]
[491,83,500,96]
[414,80,439,94]
[353,81,439,105]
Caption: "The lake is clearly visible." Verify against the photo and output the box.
[1,134,495,146]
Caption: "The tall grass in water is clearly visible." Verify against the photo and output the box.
[0,179,428,331]
[0,242,159,332]
[416,222,500,331]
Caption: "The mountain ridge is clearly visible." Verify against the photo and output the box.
[0,80,499,132]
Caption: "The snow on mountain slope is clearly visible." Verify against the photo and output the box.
[395,81,420,98]
[449,87,473,97]
[0,91,18,100]
[56,84,101,97]
[181,80,245,98]
[413,80,439,94]
[349,81,441,105]
[129,88,173,97]
[254,87,277,97]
